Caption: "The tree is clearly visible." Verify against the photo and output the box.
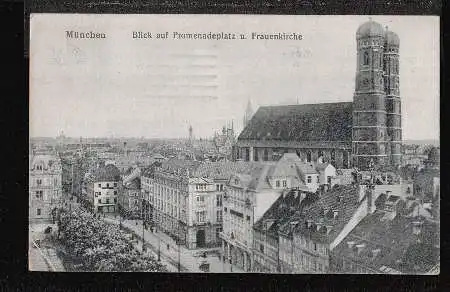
[56,207,167,272]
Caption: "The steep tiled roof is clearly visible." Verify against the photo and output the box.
[292,185,360,244]
[332,212,439,274]
[254,189,320,237]
[229,163,275,191]
[238,102,353,142]
[125,177,141,190]
[161,158,202,174]
[193,161,263,180]
[94,164,121,182]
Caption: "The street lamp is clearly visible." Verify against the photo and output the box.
[141,192,146,252]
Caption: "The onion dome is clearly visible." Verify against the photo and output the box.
[385,30,400,47]
[95,163,121,182]
[356,20,384,39]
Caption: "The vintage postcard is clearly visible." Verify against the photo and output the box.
[29,14,439,274]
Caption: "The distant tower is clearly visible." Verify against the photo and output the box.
[189,125,193,143]
[352,19,388,170]
[243,100,254,128]
[384,27,402,167]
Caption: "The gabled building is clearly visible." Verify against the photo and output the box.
[252,188,319,273]
[121,166,142,218]
[221,152,327,272]
[85,163,122,213]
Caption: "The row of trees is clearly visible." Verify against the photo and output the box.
[57,208,168,272]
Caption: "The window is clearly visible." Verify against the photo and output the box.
[114,198,117,203]
[216,228,222,240]
[317,176,320,183]
[276,180,280,188]
[216,195,222,207]
[327,176,332,185]
[363,51,369,65]
[114,191,117,195]
[220,184,223,191]
[306,151,312,162]
[98,199,101,204]
[106,198,110,204]
[36,179,42,185]
[314,243,317,251]
[263,149,269,161]
[98,183,101,188]
[37,208,41,215]
[114,182,117,187]
[196,211,206,223]
[216,184,220,191]
[217,210,223,222]
[35,190,43,199]
[307,176,312,183]
[282,180,287,188]
[260,244,264,253]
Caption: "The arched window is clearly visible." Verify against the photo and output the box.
[306,150,312,163]
[363,51,369,66]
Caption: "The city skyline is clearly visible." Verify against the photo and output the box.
[30,15,439,140]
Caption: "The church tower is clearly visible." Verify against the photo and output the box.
[384,28,402,167]
[352,20,388,170]
[243,100,254,128]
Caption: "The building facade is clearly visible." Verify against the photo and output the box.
[233,21,403,171]
[29,154,63,222]
[149,159,236,249]
[352,20,402,169]
[85,163,121,213]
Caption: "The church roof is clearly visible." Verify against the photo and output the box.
[238,102,353,143]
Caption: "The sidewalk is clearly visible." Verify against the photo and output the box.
[29,223,65,272]
[103,215,244,273]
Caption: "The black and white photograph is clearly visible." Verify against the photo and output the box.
[28,14,439,274]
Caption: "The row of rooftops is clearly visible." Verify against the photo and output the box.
[144,153,335,191]
[332,211,439,274]
[252,181,439,274]
[254,185,360,245]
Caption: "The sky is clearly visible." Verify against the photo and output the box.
[30,14,440,140]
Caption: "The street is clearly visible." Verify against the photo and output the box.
[66,197,244,273]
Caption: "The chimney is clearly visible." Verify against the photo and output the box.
[356,243,366,255]
[372,248,381,258]
[347,241,356,249]
[333,210,339,219]
[300,192,306,204]
[316,223,322,232]
[412,221,423,236]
